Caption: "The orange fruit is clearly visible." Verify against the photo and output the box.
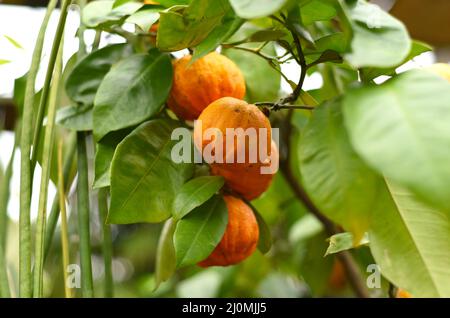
[168,53,246,120]
[210,140,278,200]
[194,97,271,166]
[198,195,259,267]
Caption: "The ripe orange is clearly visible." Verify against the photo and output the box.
[168,53,246,120]
[198,195,259,267]
[211,140,278,200]
[194,97,272,165]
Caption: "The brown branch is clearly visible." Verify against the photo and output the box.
[255,102,314,111]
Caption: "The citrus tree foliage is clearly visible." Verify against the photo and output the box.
[53,0,450,298]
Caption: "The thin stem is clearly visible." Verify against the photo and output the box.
[92,31,102,51]
[30,0,71,171]
[98,188,114,298]
[254,102,314,111]
[57,140,72,298]
[43,134,76,263]
[77,132,94,298]
[33,37,64,298]
[19,0,58,298]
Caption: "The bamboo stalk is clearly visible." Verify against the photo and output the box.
[19,0,59,298]
[32,38,64,298]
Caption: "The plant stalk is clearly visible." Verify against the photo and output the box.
[19,0,58,298]
[32,38,64,298]
[57,140,72,298]
[43,134,76,262]
[76,132,94,298]
[30,0,72,171]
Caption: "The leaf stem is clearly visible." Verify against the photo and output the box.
[19,0,58,298]
[98,188,114,298]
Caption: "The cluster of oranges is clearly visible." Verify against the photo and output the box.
[167,52,279,267]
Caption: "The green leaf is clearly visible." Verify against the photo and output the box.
[253,209,272,254]
[4,35,23,49]
[325,232,369,256]
[173,176,224,220]
[154,218,177,290]
[0,59,11,65]
[300,0,337,25]
[108,119,193,224]
[343,0,411,68]
[56,104,93,131]
[361,40,433,81]
[174,195,228,267]
[369,179,450,297]
[93,128,132,189]
[125,7,161,32]
[93,51,172,141]
[192,15,244,61]
[157,0,230,51]
[157,0,190,7]
[300,100,380,241]
[229,0,288,19]
[343,70,450,212]
[82,0,143,28]
[66,43,131,105]
[223,41,280,103]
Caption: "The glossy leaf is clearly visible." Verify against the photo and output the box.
[173,176,224,220]
[192,15,243,61]
[125,7,161,32]
[174,195,228,267]
[66,43,131,105]
[361,40,432,81]
[300,0,337,25]
[343,70,450,212]
[253,209,272,254]
[93,51,172,141]
[369,180,450,297]
[157,0,230,51]
[343,0,411,68]
[325,232,369,256]
[93,128,132,189]
[155,218,177,290]
[108,119,193,224]
[56,104,93,131]
[229,0,288,19]
[300,100,380,241]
